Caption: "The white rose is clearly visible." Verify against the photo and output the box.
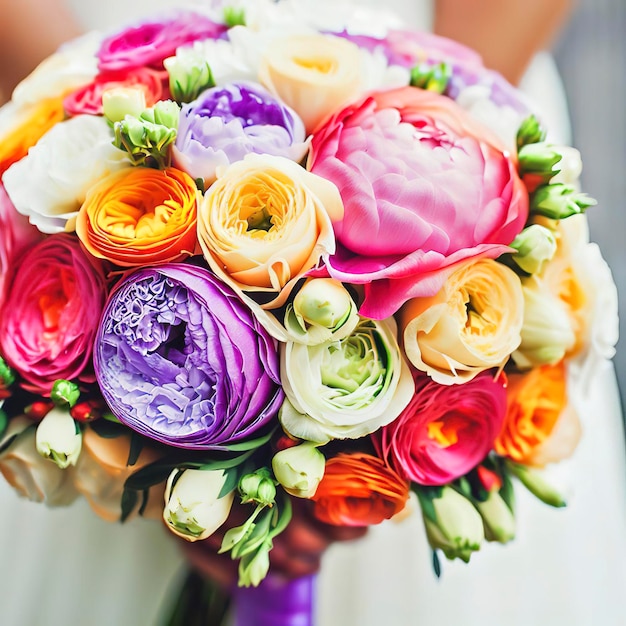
[3,115,130,233]
[0,416,78,506]
[11,32,101,105]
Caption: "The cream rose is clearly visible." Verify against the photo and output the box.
[198,153,343,336]
[0,416,78,506]
[259,34,364,132]
[400,259,524,384]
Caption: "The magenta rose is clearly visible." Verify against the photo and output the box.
[0,233,108,394]
[0,185,43,313]
[308,87,529,318]
[97,12,227,72]
[374,371,507,486]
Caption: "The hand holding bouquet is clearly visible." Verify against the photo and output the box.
[0,1,618,624]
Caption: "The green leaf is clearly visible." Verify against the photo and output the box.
[0,410,8,440]
[268,493,293,540]
[90,418,127,439]
[223,429,275,452]
[120,487,139,523]
[499,467,516,514]
[125,461,176,491]
[432,550,442,579]
[138,489,150,517]
[218,466,240,499]
[126,432,143,467]
[413,485,443,525]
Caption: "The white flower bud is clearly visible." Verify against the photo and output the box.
[163,468,234,542]
[512,277,576,369]
[272,441,325,498]
[475,491,516,544]
[102,87,147,123]
[35,407,82,469]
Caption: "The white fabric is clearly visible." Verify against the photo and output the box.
[0,1,624,625]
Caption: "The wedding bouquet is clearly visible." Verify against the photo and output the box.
[0,1,617,624]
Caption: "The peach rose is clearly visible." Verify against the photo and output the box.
[495,362,581,467]
[197,153,343,312]
[400,258,524,385]
[73,426,165,522]
[76,166,198,266]
[311,452,409,526]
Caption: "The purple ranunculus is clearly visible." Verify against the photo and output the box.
[94,264,283,450]
[172,81,308,185]
[97,12,228,72]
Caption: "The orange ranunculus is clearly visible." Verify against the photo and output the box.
[76,166,198,266]
[495,361,581,467]
[0,96,66,177]
[73,426,165,522]
[312,452,409,526]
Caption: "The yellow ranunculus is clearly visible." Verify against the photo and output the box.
[259,34,363,132]
[400,259,524,385]
[197,153,343,311]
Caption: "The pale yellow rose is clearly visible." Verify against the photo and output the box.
[259,33,363,132]
[73,426,165,523]
[400,259,523,385]
[198,153,343,335]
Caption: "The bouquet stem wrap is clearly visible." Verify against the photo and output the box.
[233,574,316,626]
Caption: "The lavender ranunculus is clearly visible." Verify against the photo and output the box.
[94,264,283,450]
[172,81,308,185]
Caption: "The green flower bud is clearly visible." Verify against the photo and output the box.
[531,183,597,220]
[50,379,80,409]
[475,491,516,544]
[509,224,557,275]
[420,486,484,563]
[224,5,246,27]
[506,461,566,508]
[518,142,564,185]
[238,542,271,587]
[516,114,546,151]
[102,87,147,123]
[410,62,451,94]
[272,441,325,498]
[239,468,277,507]
[0,356,15,389]
[164,47,215,103]
[113,100,180,169]
[35,407,82,469]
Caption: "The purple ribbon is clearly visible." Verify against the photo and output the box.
[232,574,316,626]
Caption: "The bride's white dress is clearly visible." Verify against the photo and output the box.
[1,1,625,625]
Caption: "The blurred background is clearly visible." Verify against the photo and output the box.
[554,0,626,414]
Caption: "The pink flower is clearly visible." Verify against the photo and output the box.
[0,234,108,394]
[374,371,507,486]
[64,67,168,116]
[308,87,528,318]
[0,185,43,313]
[97,12,227,72]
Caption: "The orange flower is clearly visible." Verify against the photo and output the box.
[76,166,198,266]
[495,361,581,466]
[312,452,409,526]
[74,426,165,522]
[0,96,66,178]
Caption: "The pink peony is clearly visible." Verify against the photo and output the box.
[0,233,108,394]
[308,87,528,318]
[0,185,44,313]
[97,12,227,72]
[374,371,507,486]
